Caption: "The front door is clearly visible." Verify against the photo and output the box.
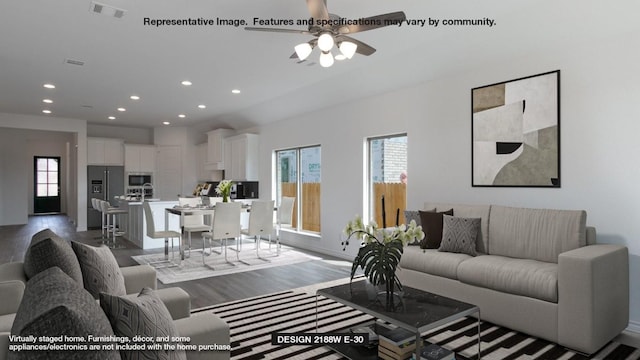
[34,156,61,214]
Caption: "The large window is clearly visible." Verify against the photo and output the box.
[276,145,321,233]
[368,134,407,227]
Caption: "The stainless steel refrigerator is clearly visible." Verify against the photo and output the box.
[87,166,124,229]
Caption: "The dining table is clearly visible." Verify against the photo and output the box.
[163,202,277,261]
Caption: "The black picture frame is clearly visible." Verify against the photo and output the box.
[471,70,560,187]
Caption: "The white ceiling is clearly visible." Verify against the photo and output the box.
[1,0,638,130]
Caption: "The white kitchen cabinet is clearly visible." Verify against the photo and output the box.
[205,129,233,170]
[224,133,259,181]
[125,144,156,173]
[196,143,208,181]
[87,137,124,165]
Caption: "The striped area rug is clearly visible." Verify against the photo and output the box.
[192,280,639,360]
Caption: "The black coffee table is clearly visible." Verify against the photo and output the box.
[316,279,481,359]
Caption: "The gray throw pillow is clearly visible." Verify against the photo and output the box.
[10,267,121,360]
[23,228,83,283]
[404,210,421,227]
[438,215,480,256]
[71,242,126,299]
[100,288,187,360]
[403,210,421,245]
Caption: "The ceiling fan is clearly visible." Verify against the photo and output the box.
[244,0,406,67]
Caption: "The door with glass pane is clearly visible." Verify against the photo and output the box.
[34,156,61,213]
[275,146,322,233]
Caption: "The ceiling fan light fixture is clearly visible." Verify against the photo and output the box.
[294,43,313,61]
[317,33,334,52]
[339,41,357,59]
[319,51,334,68]
[334,54,346,61]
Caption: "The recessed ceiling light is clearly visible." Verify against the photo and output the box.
[178,114,186,118]
[181,80,192,86]
[117,107,126,112]
[42,110,51,114]
[130,95,140,100]
[43,99,53,104]
[43,84,55,89]
[108,116,116,120]
[198,104,206,109]
[163,121,170,125]
[231,89,241,94]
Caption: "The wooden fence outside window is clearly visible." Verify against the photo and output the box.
[280,182,406,233]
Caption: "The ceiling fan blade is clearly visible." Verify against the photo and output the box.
[244,27,312,35]
[335,35,376,56]
[337,11,406,34]
[306,0,329,21]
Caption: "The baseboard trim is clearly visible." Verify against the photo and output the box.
[626,321,640,334]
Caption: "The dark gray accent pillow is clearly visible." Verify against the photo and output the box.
[419,209,454,249]
[22,228,83,283]
[100,288,187,360]
[10,267,121,360]
[71,242,126,299]
[438,215,480,256]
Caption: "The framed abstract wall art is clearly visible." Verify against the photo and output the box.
[471,70,560,187]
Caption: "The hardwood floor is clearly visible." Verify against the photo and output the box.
[0,214,353,308]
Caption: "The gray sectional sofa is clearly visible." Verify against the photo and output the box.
[398,202,629,355]
[0,229,229,360]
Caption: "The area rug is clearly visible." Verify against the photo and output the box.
[131,245,321,284]
[192,279,639,360]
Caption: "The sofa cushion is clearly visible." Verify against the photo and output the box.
[439,215,480,256]
[22,229,83,283]
[457,255,558,303]
[0,262,27,284]
[0,314,15,333]
[425,203,491,254]
[419,209,453,249]
[100,288,187,360]
[399,246,472,280]
[488,205,587,263]
[10,267,121,360]
[71,242,126,299]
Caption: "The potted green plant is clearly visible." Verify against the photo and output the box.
[342,216,424,305]
[215,179,233,202]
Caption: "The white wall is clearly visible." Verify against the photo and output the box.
[0,130,28,225]
[0,113,87,230]
[88,124,153,144]
[258,90,415,257]
[257,29,640,328]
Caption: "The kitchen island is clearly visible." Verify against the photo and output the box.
[117,199,180,249]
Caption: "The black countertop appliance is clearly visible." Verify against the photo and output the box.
[205,181,259,199]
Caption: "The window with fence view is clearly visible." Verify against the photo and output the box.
[276,146,321,233]
[369,135,407,227]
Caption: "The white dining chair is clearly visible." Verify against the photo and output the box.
[274,196,295,255]
[202,202,242,267]
[178,197,210,257]
[241,200,275,261]
[143,201,181,268]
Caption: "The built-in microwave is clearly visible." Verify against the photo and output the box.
[128,174,152,186]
